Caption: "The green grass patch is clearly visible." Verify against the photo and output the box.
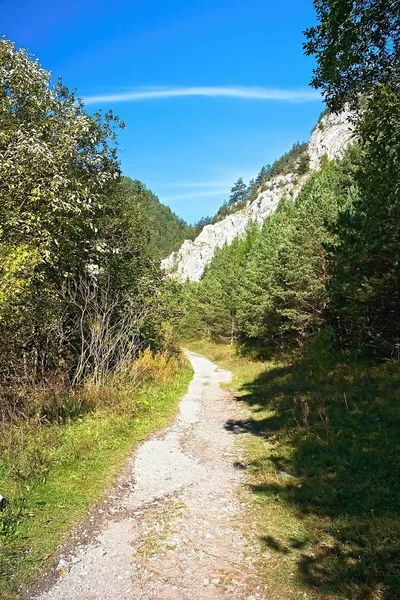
[0,361,192,599]
[188,339,400,600]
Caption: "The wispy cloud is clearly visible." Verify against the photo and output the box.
[83,86,320,105]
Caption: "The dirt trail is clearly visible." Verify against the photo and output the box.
[29,351,264,600]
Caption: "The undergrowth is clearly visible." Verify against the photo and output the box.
[0,350,192,599]
[187,339,400,600]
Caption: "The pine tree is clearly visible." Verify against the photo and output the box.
[186,224,259,342]
[304,0,400,355]
[236,199,296,350]
[255,165,271,186]
[228,177,248,207]
[237,156,355,352]
[328,95,400,355]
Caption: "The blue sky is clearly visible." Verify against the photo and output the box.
[2,0,322,223]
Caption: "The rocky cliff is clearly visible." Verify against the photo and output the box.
[161,111,355,282]
[308,109,355,170]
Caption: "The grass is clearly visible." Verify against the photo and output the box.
[0,355,192,600]
[187,339,400,600]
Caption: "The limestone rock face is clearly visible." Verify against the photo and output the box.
[161,174,302,282]
[308,109,355,170]
[161,110,355,282]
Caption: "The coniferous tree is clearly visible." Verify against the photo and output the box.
[247,178,258,201]
[193,216,213,237]
[236,199,296,350]
[119,178,195,259]
[255,165,271,186]
[237,156,356,351]
[228,177,248,207]
[305,0,400,356]
[180,224,258,342]
[328,96,400,354]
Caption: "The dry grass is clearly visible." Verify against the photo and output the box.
[0,351,192,599]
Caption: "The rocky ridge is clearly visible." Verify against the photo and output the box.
[161,110,355,282]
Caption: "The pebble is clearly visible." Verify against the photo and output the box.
[56,559,69,573]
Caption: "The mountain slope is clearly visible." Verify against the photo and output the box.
[121,177,195,260]
[161,110,354,281]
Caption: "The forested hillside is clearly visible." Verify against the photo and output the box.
[178,149,365,353]
[1,0,400,598]
[120,177,195,260]
[178,0,400,359]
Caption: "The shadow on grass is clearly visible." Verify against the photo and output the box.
[228,352,400,599]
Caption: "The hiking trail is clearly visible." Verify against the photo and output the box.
[29,351,265,600]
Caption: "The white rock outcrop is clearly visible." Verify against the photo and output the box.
[308,109,355,170]
[162,111,355,282]
[162,173,302,282]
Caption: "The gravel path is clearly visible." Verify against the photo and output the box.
[29,351,265,600]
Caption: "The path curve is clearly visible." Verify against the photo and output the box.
[30,351,264,600]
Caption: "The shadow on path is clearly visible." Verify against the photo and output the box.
[226,352,400,599]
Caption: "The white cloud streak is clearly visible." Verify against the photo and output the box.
[83,86,321,105]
